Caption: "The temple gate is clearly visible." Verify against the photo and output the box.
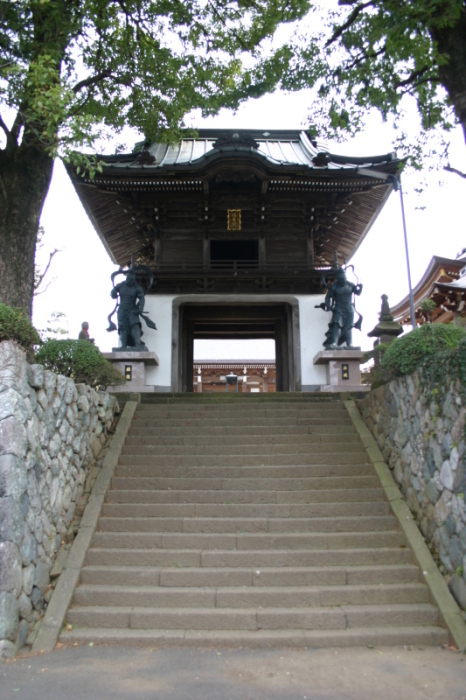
[67,129,400,392]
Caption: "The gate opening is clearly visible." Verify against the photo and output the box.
[178,303,298,393]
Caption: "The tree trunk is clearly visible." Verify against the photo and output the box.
[0,144,54,318]
[430,7,466,143]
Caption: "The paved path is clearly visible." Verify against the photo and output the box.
[1,644,465,700]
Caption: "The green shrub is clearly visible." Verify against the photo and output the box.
[35,339,125,389]
[382,324,466,378]
[0,303,40,350]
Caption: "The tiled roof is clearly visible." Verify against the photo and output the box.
[103,130,395,172]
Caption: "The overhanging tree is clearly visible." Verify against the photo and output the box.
[0,0,309,317]
[283,0,466,168]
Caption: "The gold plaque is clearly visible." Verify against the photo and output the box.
[227,209,241,231]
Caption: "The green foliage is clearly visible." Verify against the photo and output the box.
[35,339,125,389]
[285,0,465,168]
[0,304,40,350]
[419,299,437,315]
[1,0,311,160]
[0,0,312,317]
[382,324,466,377]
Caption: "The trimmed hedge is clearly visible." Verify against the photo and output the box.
[382,323,466,377]
[0,303,40,351]
[35,339,124,389]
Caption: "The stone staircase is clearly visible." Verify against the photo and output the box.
[61,395,448,647]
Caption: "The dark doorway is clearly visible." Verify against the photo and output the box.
[178,303,298,392]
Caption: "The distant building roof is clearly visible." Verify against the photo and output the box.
[391,255,466,325]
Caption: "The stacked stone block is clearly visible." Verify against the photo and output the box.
[358,370,466,610]
[0,341,119,658]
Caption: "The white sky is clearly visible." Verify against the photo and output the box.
[34,89,466,359]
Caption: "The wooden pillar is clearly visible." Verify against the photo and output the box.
[307,228,314,269]
[259,236,266,270]
[203,236,210,270]
[154,232,161,269]
[182,319,195,393]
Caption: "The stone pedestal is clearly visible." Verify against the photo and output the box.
[313,349,369,393]
[103,351,159,393]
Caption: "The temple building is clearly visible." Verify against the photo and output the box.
[67,129,400,392]
[391,251,466,326]
[193,360,276,393]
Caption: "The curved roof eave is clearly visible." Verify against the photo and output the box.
[391,255,466,315]
[96,150,399,179]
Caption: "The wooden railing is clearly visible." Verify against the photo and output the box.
[153,261,333,275]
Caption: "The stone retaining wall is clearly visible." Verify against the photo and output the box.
[358,367,466,609]
[0,341,119,657]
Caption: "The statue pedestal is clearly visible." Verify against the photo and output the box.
[313,349,369,393]
[103,351,159,393]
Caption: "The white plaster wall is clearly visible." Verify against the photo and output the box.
[297,295,328,388]
[297,295,365,389]
[142,295,174,389]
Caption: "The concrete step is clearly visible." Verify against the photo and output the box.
[90,531,407,551]
[120,443,367,457]
[136,405,348,423]
[117,455,370,468]
[65,603,439,630]
[129,424,357,436]
[136,401,345,411]
[85,547,414,569]
[136,404,349,413]
[62,394,447,649]
[110,475,380,491]
[58,625,450,648]
[136,400,346,407]
[129,416,353,428]
[101,501,391,518]
[114,465,374,480]
[80,564,421,587]
[124,433,362,446]
[96,515,397,534]
[105,487,387,504]
[72,583,428,609]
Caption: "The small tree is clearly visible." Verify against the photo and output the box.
[419,299,437,323]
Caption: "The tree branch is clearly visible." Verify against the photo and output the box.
[34,248,60,293]
[326,1,377,47]
[394,66,430,90]
[73,70,112,93]
[345,45,386,70]
[444,164,466,179]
